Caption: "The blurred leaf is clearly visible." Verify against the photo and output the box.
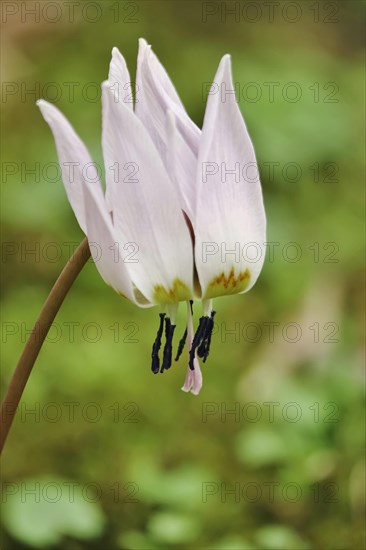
[117,530,160,550]
[214,535,258,549]
[1,476,105,547]
[254,524,311,550]
[148,511,201,544]
[234,427,288,468]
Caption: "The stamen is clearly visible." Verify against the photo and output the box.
[175,300,194,361]
[161,317,176,373]
[202,310,216,362]
[175,328,187,361]
[151,312,165,374]
[189,316,209,370]
[189,305,216,368]
[197,316,210,358]
[197,309,216,360]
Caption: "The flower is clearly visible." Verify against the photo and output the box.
[37,39,266,395]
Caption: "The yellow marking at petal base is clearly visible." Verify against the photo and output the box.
[204,268,250,299]
[153,278,192,304]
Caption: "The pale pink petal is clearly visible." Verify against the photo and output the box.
[37,99,96,234]
[135,39,200,163]
[101,82,194,305]
[194,56,266,299]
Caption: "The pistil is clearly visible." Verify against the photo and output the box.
[182,300,203,395]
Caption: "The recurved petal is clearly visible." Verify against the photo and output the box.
[37,99,97,234]
[106,47,134,212]
[135,38,201,162]
[194,55,266,300]
[165,111,197,225]
[101,81,195,305]
[108,47,134,109]
[81,177,140,304]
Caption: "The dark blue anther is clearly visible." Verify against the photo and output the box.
[189,316,209,370]
[203,310,216,363]
[151,313,165,374]
[161,318,176,373]
[175,327,187,361]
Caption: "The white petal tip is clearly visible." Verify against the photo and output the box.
[220,54,232,71]
[101,80,112,91]
[214,54,233,87]
[138,38,150,60]
[36,99,55,120]
[111,47,125,64]
[36,99,49,110]
[142,44,152,61]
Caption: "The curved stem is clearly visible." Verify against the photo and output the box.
[0,238,91,455]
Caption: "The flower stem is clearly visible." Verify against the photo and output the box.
[0,238,91,455]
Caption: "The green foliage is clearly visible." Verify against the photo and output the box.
[1,1,364,549]
[1,476,105,548]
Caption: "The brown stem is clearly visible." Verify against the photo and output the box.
[0,238,91,455]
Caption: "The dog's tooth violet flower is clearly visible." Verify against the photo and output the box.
[37,39,266,395]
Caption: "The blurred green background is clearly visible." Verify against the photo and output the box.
[1,0,365,548]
